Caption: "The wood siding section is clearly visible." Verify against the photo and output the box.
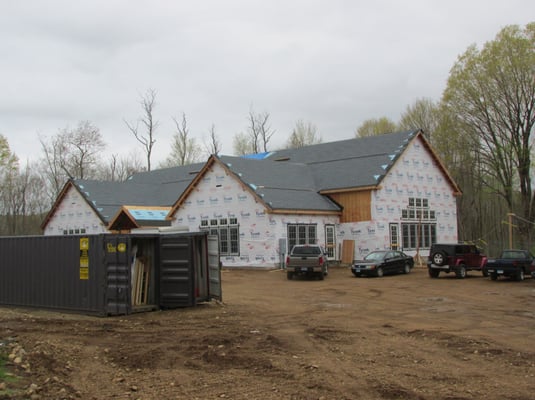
[328,190,372,222]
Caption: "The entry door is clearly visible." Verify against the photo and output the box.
[325,225,336,260]
[389,223,400,250]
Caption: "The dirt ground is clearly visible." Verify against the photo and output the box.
[1,265,534,400]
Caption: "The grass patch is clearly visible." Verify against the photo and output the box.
[0,349,18,386]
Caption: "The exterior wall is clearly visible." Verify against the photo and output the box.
[338,136,458,259]
[170,163,339,268]
[44,186,108,236]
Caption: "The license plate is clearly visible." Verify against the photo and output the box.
[354,268,361,272]
[497,270,503,274]
[301,267,308,272]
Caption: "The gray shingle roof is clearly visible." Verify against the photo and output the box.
[266,130,418,191]
[217,156,341,212]
[73,180,183,223]
[68,130,421,221]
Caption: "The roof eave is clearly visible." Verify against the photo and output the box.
[268,209,342,216]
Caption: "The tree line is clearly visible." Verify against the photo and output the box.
[1,22,533,256]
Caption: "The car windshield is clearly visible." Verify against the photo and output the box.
[364,252,386,261]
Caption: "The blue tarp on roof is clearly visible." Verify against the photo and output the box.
[241,152,272,160]
[129,209,168,221]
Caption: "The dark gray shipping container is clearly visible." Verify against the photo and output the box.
[0,232,221,316]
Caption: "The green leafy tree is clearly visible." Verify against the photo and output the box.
[232,132,254,156]
[399,98,439,142]
[442,22,535,247]
[355,117,397,137]
[285,120,322,149]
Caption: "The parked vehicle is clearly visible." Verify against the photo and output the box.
[484,249,535,281]
[285,245,328,280]
[351,250,414,278]
[427,243,487,279]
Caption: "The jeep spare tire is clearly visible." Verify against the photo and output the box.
[432,251,446,266]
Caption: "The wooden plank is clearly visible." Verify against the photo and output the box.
[341,240,355,264]
[328,190,372,222]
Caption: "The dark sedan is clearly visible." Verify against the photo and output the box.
[352,250,414,277]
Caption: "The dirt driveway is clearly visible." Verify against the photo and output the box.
[1,266,534,400]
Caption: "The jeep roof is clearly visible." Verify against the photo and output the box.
[429,243,481,255]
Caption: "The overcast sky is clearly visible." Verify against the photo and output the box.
[1,1,534,167]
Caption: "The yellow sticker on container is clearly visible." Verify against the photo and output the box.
[118,243,127,253]
[80,256,89,268]
[80,267,89,280]
[80,237,89,250]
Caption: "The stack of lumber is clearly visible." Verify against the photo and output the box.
[132,257,151,306]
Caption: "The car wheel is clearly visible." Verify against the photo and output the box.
[432,251,446,266]
[286,272,293,280]
[516,269,525,281]
[490,272,498,281]
[403,263,411,274]
[375,267,384,278]
[456,265,466,279]
[318,272,324,280]
[482,269,489,277]
[428,268,440,278]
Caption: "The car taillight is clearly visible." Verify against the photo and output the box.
[286,256,290,265]
[319,256,324,266]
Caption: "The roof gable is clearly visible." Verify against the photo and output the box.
[108,205,171,231]
[168,130,460,216]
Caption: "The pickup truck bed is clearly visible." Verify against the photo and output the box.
[285,245,328,280]
[483,249,534,281]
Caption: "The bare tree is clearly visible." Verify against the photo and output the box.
[248,107,275,153]
[62,121,105,179]
[124,89,159,171]
[97,151,145,181]
[203,123,222,156]
[161,113,202,167]
[285,120,322,149]
[38,121,105,201]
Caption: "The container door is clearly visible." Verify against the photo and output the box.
[207,234,222,301]
[103,235,131,315]
[159,234,195,308]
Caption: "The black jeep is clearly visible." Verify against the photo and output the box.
[427,243,488,279]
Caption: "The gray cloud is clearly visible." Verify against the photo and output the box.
[1,0,533,164]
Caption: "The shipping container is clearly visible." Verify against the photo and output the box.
[0,232,221,316]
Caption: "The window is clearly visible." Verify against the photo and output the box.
[401,197,436,250]
[287,224,317,252]
[200,218,240,256]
